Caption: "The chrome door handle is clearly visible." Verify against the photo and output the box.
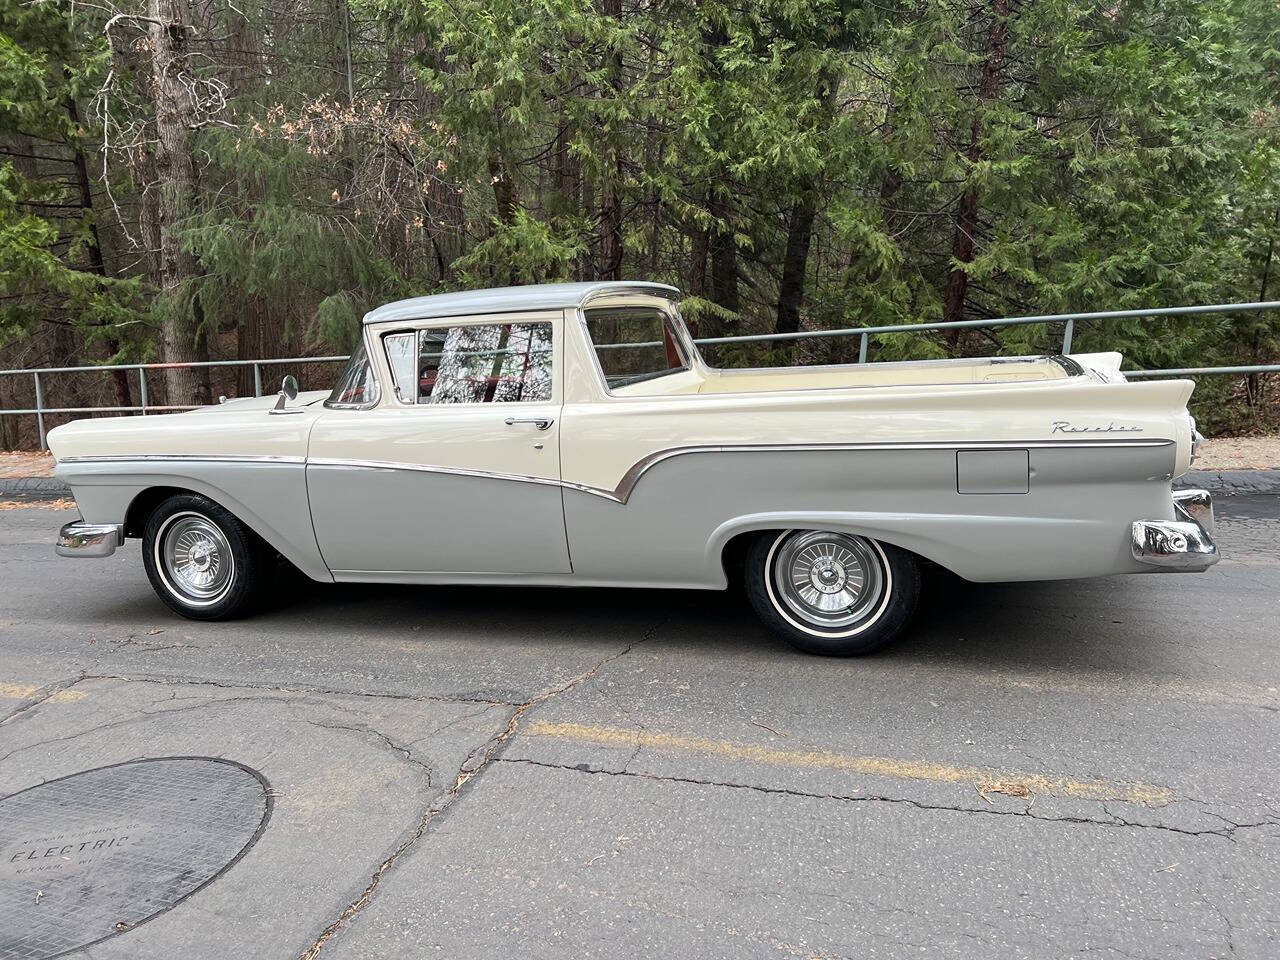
[504,416,554,431]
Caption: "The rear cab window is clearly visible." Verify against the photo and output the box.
[583,306,690,392]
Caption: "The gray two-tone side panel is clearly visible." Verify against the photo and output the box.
[562,444,1179,586]
[305,463,572,575]
[54,461,333,582]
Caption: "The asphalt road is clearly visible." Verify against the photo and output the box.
[2,497,1278,959]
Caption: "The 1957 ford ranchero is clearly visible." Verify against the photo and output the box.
[48,281,1217,655]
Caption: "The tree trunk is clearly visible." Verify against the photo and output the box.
[489,153,519,226]
[683,211,708,340]
[489,151,521,284]
[415,38,462,283]
[775,179,818,336]
[147,0,211,406]
[66,96,133,408]
[600,154,623,280]
[598,0,624,281]
[941,0,1008,337]
[689,225,708,298]
[225,4,282,398]
[328,0,354,105]
[581,172,596,278]
[1248,208,1278,407]
[879,93,903,236]
[707,190,738,327]
[698,21,737,331]
[774,70,838,337]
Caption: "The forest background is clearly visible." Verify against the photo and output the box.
[2,0,1278,445]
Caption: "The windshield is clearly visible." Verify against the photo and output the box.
[583,306,690,390]
[326,342,380,407]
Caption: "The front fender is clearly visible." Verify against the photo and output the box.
[55,460,332,583]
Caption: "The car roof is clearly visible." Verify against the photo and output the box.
[362,281,681,325]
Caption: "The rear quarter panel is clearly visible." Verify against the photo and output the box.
[558,377,1194,586]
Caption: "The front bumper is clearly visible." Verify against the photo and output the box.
[56,521,124,558]
[1131,489,1219,572]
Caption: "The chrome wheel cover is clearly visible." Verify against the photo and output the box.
[155,512,235,606]
[766,531,891,637]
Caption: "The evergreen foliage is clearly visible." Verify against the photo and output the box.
[1,0,1278,432]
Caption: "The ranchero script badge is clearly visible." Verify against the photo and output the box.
[1051,421,1144,434]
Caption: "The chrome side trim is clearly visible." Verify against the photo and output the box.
[58,455,306,465]
[60,439,1174,507]
[313,437,1171,505]
[603,438,1175,504]
[56,521,124,558]
[306,457,564,489]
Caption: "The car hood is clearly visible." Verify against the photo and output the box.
[47,392,328,463]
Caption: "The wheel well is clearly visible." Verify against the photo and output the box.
[720,529,776,584]
[123,486,197,539]
[123,486,285,568]
[720,527,941,586]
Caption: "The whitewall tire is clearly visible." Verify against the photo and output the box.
[142,494,265,621]
[744,529,921,656]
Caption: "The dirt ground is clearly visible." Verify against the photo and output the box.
[0,451,54,478]
[1193,436,1280,469]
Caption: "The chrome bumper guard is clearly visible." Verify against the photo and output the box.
[56,521,124,558]
[1131,489,1219,571]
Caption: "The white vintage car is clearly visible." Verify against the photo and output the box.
[48,281,1217,655]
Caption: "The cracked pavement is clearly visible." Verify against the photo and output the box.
[1,497,1278,959]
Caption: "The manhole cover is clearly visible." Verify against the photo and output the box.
[0,757,271,960]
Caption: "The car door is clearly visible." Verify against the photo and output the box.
[306,310,571,577]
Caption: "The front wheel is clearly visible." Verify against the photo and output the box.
[744,530,921,656]
[142,494,264,620]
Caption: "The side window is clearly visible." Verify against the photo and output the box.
[416,322,553,404]
[383,332,416,402]
[583,306,689,389]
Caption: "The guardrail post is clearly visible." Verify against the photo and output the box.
[253,362,262,397]
[1062,318,1075,355]
[138,369,148,415]
[33,371,47,450]
[858,333,868,364]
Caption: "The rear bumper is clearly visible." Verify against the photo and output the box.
[1131,489,1219,572]
[56,521,124,558]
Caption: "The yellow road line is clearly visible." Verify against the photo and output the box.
[0,682,85,704]
[522,720,1173,805]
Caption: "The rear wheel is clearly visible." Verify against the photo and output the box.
[744,529,920,656]
[142,494,264,620]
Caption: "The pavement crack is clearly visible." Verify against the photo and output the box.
[0,674,85,726]
[497,758,1277,841]
[426,704,501,738]
[78,673,517,707]
[296,631,654,960]
[301,720,433,784]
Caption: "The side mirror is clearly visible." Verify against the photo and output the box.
[271,374,302,414]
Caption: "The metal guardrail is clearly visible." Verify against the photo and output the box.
[3,301,1279,449]
[0,356,346,448]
